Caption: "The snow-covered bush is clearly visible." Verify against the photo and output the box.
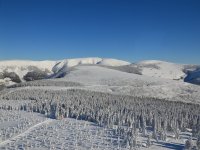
[184,137,193,150]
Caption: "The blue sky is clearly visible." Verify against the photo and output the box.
[0,0,200,64]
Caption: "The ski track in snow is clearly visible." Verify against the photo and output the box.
[0,119,54,147]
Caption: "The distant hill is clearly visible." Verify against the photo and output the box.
[0,57,199,86]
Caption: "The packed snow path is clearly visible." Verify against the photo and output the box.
[0,119,53,147]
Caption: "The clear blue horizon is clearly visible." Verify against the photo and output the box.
[0,0,200,64]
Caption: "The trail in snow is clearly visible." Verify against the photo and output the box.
[0,119,54,147]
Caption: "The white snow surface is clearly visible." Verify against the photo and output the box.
[0,60,56,72]
[1,58,199,85]
[98,58,131,66]
[0,58,130,84]
[0,62,200,150]
[52,65,200,104]
[137,60,186,80]
[1,58,200,103]
[0,60,56,81]
[0,58,130,72]
[0,106,191,150]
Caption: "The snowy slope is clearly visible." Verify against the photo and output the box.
[1,59,200,150]
[0,58,130,85]
[1,65,199,150]
[98,58,130,66]
[136,60,186,80]
[51,65,200,104]
[0,58,200,86]
[0,60,56,76]
[134,60,200,85]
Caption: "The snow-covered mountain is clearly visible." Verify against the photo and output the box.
[0,57,200,86]
[136,60,186,80]
[1,58,200,150]
[108,60,200,85]
[0,58,130,86]
[135,60,200,85]
[0,60,56,85]
[50,65,200,103]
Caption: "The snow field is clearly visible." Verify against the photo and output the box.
[0,58,130,86]
[0,87,200,149]
[0,109,46,147]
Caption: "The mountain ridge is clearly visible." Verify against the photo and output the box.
[0,57,200,86]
